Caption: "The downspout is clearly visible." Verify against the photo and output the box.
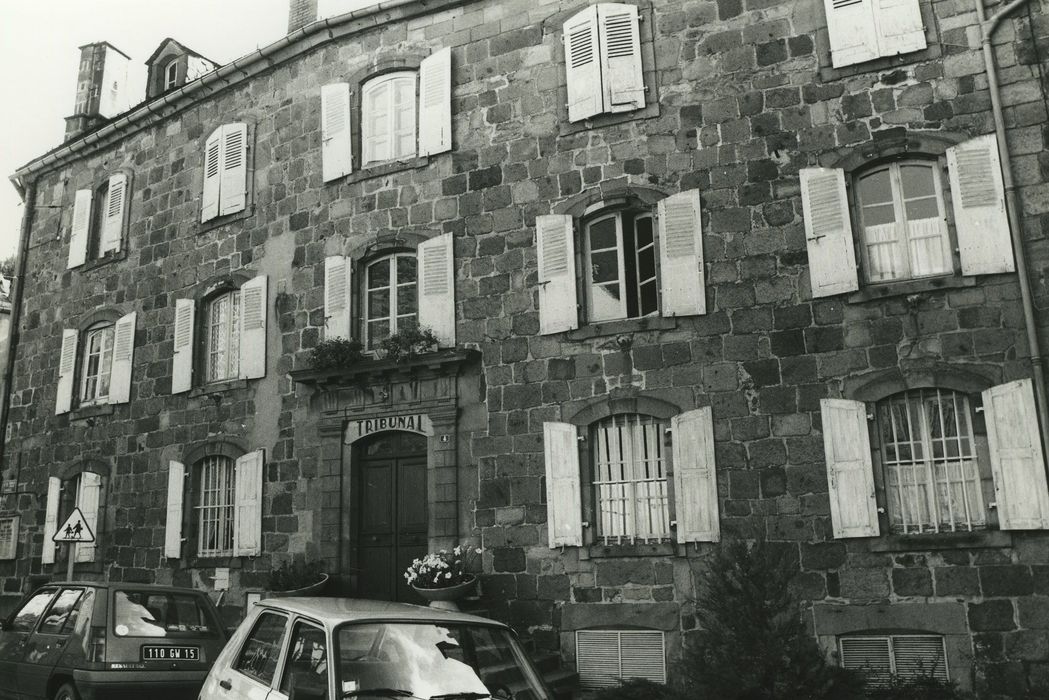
[974,0,1049,466]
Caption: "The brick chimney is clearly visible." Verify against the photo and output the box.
[288,0,318,33]
[64,42,131,141]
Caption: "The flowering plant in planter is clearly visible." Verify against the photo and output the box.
[404,543,483,589]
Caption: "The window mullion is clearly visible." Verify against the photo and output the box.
[916,392,939,533]
[933,388,958,531]
[888,164,913,280]
[615,215,628,319]
[389,255,399,336]
[901,397,923,532]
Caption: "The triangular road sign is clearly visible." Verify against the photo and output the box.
[52,507,95,543]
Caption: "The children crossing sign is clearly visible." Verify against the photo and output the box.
[52,508,95,543]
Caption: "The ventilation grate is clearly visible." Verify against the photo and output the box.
[577,629,666,689]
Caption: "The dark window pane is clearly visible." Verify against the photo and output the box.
[635,215,653,248]
[367,259,390,289]
[38,589,84,635]
[368,290,390,318]
[900,164,935,199]
[858,169,892,205]
[591,251,620,283]
[588,218,617,250]
[905,196,939,220]
[235,613,288,685]
[11,590,56,633]
[279,622,329,697]
[397,285,417,316]
[396,255,417,283]
[638,247,656,282]
[639,280,658,316]
[113,591,220,638]
[863,203,896,227]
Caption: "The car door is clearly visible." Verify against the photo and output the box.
[211,610,290,700]
[268,618,331,700]
[0,588,57,700]
[18,587,88,700]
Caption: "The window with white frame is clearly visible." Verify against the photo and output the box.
[592,414,670,543]
[164,60,179,90]
[585,210,658,322]
[364,253,418,350]
[361,72,417,165]
[196,456,236,557]
[66,173,129,269]
[42,471,103,565]
[79,323,115,405]
[204,290,241,383]
[55,312,137,415]
[839,634,948,687]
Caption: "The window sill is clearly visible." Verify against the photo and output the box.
[868,529,1012,552]
[847,275,976,304]
[566,315,678,341]
[68,403,115,422]
[559,103,659,137]
[197,205,253,235]
[79,249,128,272]
[185,555,244,569]
[189,379,249,397]
[584,541,676,558]
[344,156,430,185]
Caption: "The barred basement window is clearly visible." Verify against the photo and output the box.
[839,635,948,687]
[592,414,670,543]
[576,629,666,689]
[196,456,235,557]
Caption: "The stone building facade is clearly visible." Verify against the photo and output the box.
[3,0,1049,695]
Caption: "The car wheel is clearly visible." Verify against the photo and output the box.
[53,683,81,700]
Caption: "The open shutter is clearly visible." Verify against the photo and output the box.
[41,477,60,565]
[983,378,1049,529]
[597,3,645,112]
[821,399,880,538]
[324,255,352,340]
[419,47,453,157]
[824,0,880,67]
[564,5,603,122]
[233,449,264,557]
[164,461,185,559]
[947,135,1015,276]
[537,215,579,334]
[417,233,456,346]
[0,516,19,561]
[67,189,92,269]
[239,275,268,379]
[321,83,353,182]
[172,299,195,394]
[220,122,248,216]
[55,329,78,415]
[658,189,706,317]
[801,167,859,298]
[100,172,127,254]
[201,128,221,223]
[544,422,583,547]
[75,471,101,563]
[875,0,926,56]
[108,311,136,405]
[671,407,719,543]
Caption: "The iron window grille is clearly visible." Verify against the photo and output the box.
[592,414,670,543]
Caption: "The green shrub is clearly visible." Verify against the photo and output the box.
[587,679,686,700]
[866,675,972,699]
[308,338,363,370]
[378,326,440,362]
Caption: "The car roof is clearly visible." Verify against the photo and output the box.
[39,582,214,596]
[253,597,508,629]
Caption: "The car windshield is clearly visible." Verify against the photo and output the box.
[112,591,221,638]
[335,622,548,700]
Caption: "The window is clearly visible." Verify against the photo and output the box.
[584,210,657,322]
[196,456,236,557]
[9,589,57,632]
[201,122,248,223]
[164,60,179,90]
[576,630,666,689]
[362,72,417,165]
[204,290,240,383]
[563,3,645,123]
[79,323,114,405]
[839,635,948,686]
[236,612,288,685]
[56,312,136,414]
[112,590,221,638]
[822,0,926,69]
[0,515,18,560]
[278,621,329,698]
[364,253,417,350]
[42,471,103,565]
[37,588,86,635]
[66,173,129,269]
[592,414,669,542]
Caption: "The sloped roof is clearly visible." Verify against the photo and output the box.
[144,37,218,67]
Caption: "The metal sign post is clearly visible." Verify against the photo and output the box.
[52,507,95,581]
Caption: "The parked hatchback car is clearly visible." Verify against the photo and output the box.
[200,597,552,700]
[0,581,227,700]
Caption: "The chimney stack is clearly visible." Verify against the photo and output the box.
[64,42,131,141]
[288,0,319,34]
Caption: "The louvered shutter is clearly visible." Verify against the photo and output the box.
[840,637,892,684]
[239,275,268,379]
[671,407,719,543]
[100,173,127,254]
[576,630,666,689]
[417,233,456,346]
[321,83,353,182]
[201,129,221,223]
[892,636,948,681]
[164,461,185,559]
[75,471,101,563]
[233,449,264,557]
[55,329,78,415]
[172,299,195,394]
[67,189,92,268]
[108,311,136,405]
[800,168,859,298]
[564,5,603,122]
[537,215,579,334]
[0,516,19,560]
[220,122,248,216]
[947,135,1015,276]
[418,47,453,157]
[543,421,583,547]
[657,189,706,317]
[324,255,352,340]
[983,378,1049,529]
[824,0,880,67]
[820,398,880,538]
[41,477,60,565]
[874,0,926,56]
[597,3,645,112]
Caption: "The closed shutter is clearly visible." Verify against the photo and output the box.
[657,189,706,317]
[201,129,221,223]
[983,378,1049,529]
[108,311,136,405]
[800,168,859,298]
[220,122,248,216]
[564,5,603,122]
[671,407,719,543]
[874,0,927,56]
[321,83,353,182]
[417,233,456,346]
[324,255,352,340]
[100,172,127,254]
[164,461,185,559]
[597,3,645,112]
[418,47,453,156]
[543,421,583,547]
[820,398,880,538]
[840,637,893,686]
[947,135,1015,276]
[75,471,101,563]
[172,299,195,394]
[0,516,18,560]
[536,215,579,334]
[576,630,666,689]
[67,189,92,268]
[824,0,880,67]
[42,477,60,565]
[239,275,268,379]
[893,636,948,681]
[55,329,78,415]
[233,449,264,557]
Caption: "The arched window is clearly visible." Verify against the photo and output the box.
[591,414,669,542]
[361,72,417,164]
[363,252,418,350]
[583,208,657,322]
[196,455,236,557]
[79,322,115,405]
[164,60,179,91]
[203,289,240,382]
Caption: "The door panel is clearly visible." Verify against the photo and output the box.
[0,588,56,700]
[19,588,86,699]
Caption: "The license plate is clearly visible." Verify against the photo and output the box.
[142,646,200,661]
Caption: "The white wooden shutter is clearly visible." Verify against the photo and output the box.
[75,471,101,563]
[947,135,1015,276]
[671,407,719,543]
[564,5,603,122]
[55,329,78,415]
[983,378,1049,529]
[419,47,453,157]
[597,3,645,112]
[801,167,859,298]
[324,255,352,340]
[42,477,60,565]
[220,122,248,216]
[108,311,136,405]
[821,399,880,538]
[543,421,583,547]
[164,461,185,559]
[100,172,127,254]
[321,83,353,182]
[201,129,221,223]
[824,0,881,67]
[0,516,19,561]
[875,0,927,56]
[172,299,195,394]
[234,449,264,557]
[657,189,706,317]
[239,275,268,379]
[417,233,456,346]
[537,215,579,334]
[67,189,92,268]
